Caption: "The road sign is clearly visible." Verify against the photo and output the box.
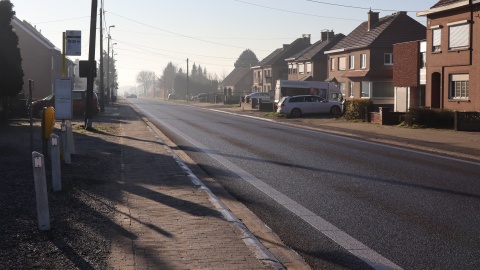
[66,30,81,56]
[55,78,73,120]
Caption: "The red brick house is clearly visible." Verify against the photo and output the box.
[286,31,345,83]
[220,49,258,96]
[393,40,427,112]
[325,11,426,109]
[251,35,311,95]
[417,0,480,112]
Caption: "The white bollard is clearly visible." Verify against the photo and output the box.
[66,121,75,155]
[50,134,62,191]
[61,123,71,164]
[31,152,50,231]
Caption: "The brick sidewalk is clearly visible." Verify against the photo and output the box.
[106,103,280,269]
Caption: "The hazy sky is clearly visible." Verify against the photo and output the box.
[11,0,434,91]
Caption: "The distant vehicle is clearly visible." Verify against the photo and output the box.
[196,93,209,102]
[30,90,100,118]
[275,80,343,104]
[276,95,343,117]
[245,92,271,102]
[167,93,177,100]
[126,94,137,98]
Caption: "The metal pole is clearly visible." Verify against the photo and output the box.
[106,35,110,104]
[107,25,115,104]
[99,7,105,112]
[186,58,189,101]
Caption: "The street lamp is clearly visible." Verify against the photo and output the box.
[106,25,115,104]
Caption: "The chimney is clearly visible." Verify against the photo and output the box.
[321,30,335,42]
[302,34,311,44]
[368,10,380,31]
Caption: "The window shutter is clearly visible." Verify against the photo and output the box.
[433,29,441,46]
[449,24,469,48]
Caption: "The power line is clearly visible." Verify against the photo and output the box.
[305,0,421,13]
[31,16,90,24]
[113,38,238,60]
[106,11,272,52]
[233,0,363,21]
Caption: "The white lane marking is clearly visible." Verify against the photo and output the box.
[142,109,404,270]
[188,102,480,167]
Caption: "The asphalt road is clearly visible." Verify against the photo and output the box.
[129,98,480,270]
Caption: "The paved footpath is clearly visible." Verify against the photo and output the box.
[107,103,286,269]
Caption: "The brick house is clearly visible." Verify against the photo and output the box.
[324,11,426,109]
[393,40,427,112]
[12,17,75,100]
[286,31,345,82]
[220,49,258,96]
[417,0,480,112]
[251,35,311,95]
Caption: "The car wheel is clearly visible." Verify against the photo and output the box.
[291,108,302,118]
[330,106,341,116]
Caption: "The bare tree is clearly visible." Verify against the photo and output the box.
[136,70,155,96]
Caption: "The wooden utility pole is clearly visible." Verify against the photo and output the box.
[85,0,98,129]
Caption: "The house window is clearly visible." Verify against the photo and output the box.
[349,82,354,97]
[432,28,442,52]
[450,74,469,99]
[448,21,469,50]
[339,83,346,96]
[384,53,393,65]
[349,55,355,69]
[306,62,312,74]
[361,81,371,98]
[293,64,297,74]
[330,58,335,71]
[298,63,304,75]
[360,54,367,69]
[338,57,346,70]
[420,52,426,68]
[372,82,394,98]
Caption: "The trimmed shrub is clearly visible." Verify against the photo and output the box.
[343,99,374,121]
[403,108,454,129]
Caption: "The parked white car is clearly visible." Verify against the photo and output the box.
[245,92,271,102]
[276,95,343,117]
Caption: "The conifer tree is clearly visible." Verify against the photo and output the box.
[0,0,24,117]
